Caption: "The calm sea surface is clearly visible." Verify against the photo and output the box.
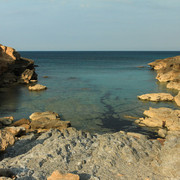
[1,51,180,135]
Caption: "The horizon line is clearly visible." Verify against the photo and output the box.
[18,50,180,52]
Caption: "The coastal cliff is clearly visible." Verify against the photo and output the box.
[0,44,37,86]
[148,56,180,90]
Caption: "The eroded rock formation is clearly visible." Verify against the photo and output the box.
[0,44,37,86]
[0,128,179,179]
[138,93,174,102]
[149,56,180,90]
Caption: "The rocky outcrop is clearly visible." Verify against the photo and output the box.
[135,107,180,134]
[138,93,174,102]
[0,112,71,151]
[149,56,180,82]
[0,44,37,86]
[167,80,180,90]
[28,84,47,91]
[29,111,71,132]
[47,170,80,180]
[0,128,179,179]
[148,56,180,86]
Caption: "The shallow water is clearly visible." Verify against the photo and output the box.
[0,51,180,135]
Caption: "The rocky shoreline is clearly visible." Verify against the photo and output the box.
[0,46,180,179]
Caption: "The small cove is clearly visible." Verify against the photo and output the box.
[0,51,180,135]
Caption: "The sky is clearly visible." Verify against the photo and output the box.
[0,0,180,51]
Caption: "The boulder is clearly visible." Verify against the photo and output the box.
[0,117,14,126]
[28,84,47,91]
[174,91,180,106]
[29,111,71,132]
[135,107,180,131]
[29,111,60,121]
[47,170,80,180]
[137,93,174,102]
[0,130,15,151]
[30,118,71,131]
[167,81,180,90]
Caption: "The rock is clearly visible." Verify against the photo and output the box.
[124,115,139,119]
[0,44,37,86]
[5,127,26,136]
[158,128,167,138]
[155,134,180,178]
[167,80,180,90]
[0,129,164,179]
[174,91,180,106]
[0,45,20,61]
[28,84,47,91]
[0,117,14,126]
[30,118,71,131]
[136,107,180,131]
[11,118,30,126]
[29,111,71,132]
[126,132,147,139]
[11,119,31,132]
[30,79,38,83]
[148,56,180,82]
[0,130,15,151]
[137,93,174,102]
[47,170,80,180]
[21,69,37,84]
[30,111,60,121]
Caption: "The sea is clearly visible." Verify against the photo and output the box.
[0,51,180,135]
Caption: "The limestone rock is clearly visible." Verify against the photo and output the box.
[0,130,15,151]
[28,84,47,91]
[0,117,14,126]
[0,44,37,86]
[149,56,180,82]
[11,118,30,126]
[174,91,180,106]
[30,118,71,131]
[21,69,37,84]
[0,129,164,179]
[138,93,174,102]
[5,127,26,136]
[47,170,79,180]
[167,81,180,90]
[156,134,180,178]
[158,128,167,138]
[30,111,60,121]
[136,107,180,131]
[29,111,71,132]
[0,45,20,61]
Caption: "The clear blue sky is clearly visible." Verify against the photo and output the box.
[0,0,180,51]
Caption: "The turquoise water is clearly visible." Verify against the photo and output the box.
[0,51,180,134]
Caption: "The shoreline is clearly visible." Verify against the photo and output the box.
[0,45,180,179]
